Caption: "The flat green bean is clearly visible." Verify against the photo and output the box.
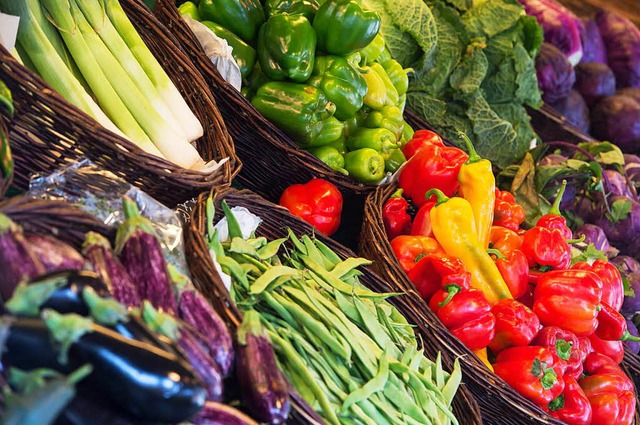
[301,235,329,269]
[287,228,307,256]
[229,237,260,258]
[382,379,431,423]
[249,266,301,294]
[257,238,287,260]
[314,238,342,267]
[342,347,390,412]
[331,258,372,279]
[221,200,243,239]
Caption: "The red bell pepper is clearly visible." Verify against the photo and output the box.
[390,235,444,274]
[532,326,591,380]
[488,299,540,354]
[401,129,444,159]
[572,259,624,311]
[493,188,526,232]
[489,226,523,256]
[487,248,529,299]
[535,181,573,240]
[382,189,411,240]
[521,227,572,276]
[493,345,565,407]
[429,284,495,351]
[547,376,593,425]
[588,332,625,364]
[409,254,469,301]
[410,200,436,237]
[580,352,635,425]
[398,143,468,207]
[533,270,603,337]
[279,178,342,236]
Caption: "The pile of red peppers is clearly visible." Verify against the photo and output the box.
[382,130,638,425]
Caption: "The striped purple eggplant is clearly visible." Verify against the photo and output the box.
[25,233,85,273]
[236,310,290,425]
[194,402,259,425]
[83,232,141,308]
[115,197,176,314]
[0,214,45,301]
[179,290,234,377]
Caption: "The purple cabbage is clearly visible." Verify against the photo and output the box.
[548,89,590,133]
[591,95,640,152]
[611,255,640,275]
[574,62,616,107]
[0,214,45,300]
[624,317,640,353]
[624,154,640,191]
[25,233,85,273]
[535,42,576,103]
[580,17,607,64]
[82,232,141,308]
[596,9,640,89]
[573,224,618,258]
[622,273,640,317]
[519,0,583,65]
[596,195,640,257]
[574,196,605,224]
[604,169,637,199]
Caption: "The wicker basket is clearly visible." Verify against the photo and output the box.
[0,0,240,208]
[186,186,484,425]
[360,182,640,424]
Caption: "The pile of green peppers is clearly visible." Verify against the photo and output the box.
[178,0,414,184]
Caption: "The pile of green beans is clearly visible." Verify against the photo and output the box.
[208,200,462,425]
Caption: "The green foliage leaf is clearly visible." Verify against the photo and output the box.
[575,142,626,168]
[608,198,633,223]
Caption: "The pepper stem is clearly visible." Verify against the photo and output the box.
[391,188,404,199]
[425,189,449,206]
[566,234,586,245]
[458,132,482,164]
[621,331,640,342]
[438,284,461,308]
[486,248,506,260]
[549,180,567,216]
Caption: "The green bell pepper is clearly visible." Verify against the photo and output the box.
[178,1,201,20]
[251,81,336,147]
[346,127,397,160]
[344,148,385,184]
[362,105,404,140]
[327,136,347,156]
[370,62,399,107]
[202,21,256,79]
[198,0,265,42]
[342,109,366,137]
[308,145,347,175]
[312,116,344,147]
[308,56,366,121]
[384,148,406,173]
[381,59,410,97]
[360,66,386,110]
[264,0,319,22]
[359,33,385,65]
[242,62,270,99]
[257,14,316,82]
[312,0,381,56]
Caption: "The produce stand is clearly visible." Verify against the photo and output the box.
[1,0,640,424]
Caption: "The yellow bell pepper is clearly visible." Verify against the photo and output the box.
[473,348,494,372]
[457,132,495,249]
[426,189,513,305]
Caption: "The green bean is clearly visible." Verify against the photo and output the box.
[207,228,225,258]
[382,379,431,423]
[257,237,287,260]
[409,349,424,372]
[292,333,348,394]
[286,365,318,409]
[221,200,243,239]
[231,252,270,273]
[331,258,372,279]
[206,194,216,245]
[269,332,340,425]
[334,290,363,325]
[441,358,462,408]
[217,256,249,288]
[301,235,330,269]
[314,238,341,267]
[353,297,399,357]
[229,237,261,258]
[249,266,301,294]
[355,399,391,425]
[262,292,297,326]
[239,262,262,276]
[342,347,390,412]
[401,342,418,366]
[287,228,307,256]
[377,303,403,346]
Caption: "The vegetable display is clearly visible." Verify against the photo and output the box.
[0,0,211,170]
[180,0,413,184]
[0,80,13,195]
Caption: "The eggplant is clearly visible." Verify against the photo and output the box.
[141,300,224,402]
[83,232,141,308]
[0,213,45,301]
[236,310,290,424]
[179,290,234,377]
[0,314,206,422]
[115,197,177,314]
[25,233,85,273]
[194,402,259,425]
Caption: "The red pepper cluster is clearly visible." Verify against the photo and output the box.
[382,158,638,424]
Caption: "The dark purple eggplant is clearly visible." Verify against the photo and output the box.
[179,290,234,377]
[0,213,45,301]
[25,233,85,274]
[0,314,206,422]
[141,300,223,402]
[194,401,259,425]
[624,317,640,353]
[236,310,290,425]
[115,197,176,314]
[83,232,141,308]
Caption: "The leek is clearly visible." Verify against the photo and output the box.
[39,0,163,158]
[101,0,204,142]
[74,0,189,141]
[0,0,124,138]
